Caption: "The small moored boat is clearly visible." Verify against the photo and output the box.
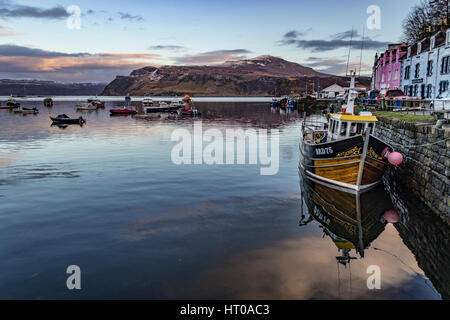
[44,98,54,108]
[76,103,97,111]
[110,108,137,115]
[13,107,39,114]
[6,95,20,108]
[88,96,105,108]
[50,114,86,125]
[142,94,153,107]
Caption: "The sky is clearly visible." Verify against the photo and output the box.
[0,0,422,83]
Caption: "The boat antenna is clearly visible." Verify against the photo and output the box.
[345,27,354,77]
[359,26,365,78]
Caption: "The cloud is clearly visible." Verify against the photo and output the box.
[0,1,69,19]
[172,49,252,65]
[331,29,360,40]
[0,44,161,82]
[149,45,186,51]
[303,56,371,75]
[118,12,144,22]
[0,25,17,36]
[279,29,389,52]
[283,28,311,39]
[0,44,89,57]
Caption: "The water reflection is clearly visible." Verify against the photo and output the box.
[0,102,447,300]
[384,181,450,300]
[299,174,391,264]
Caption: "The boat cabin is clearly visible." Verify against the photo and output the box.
[328,113,378,141]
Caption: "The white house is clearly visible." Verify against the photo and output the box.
[318,84,345,99]
[401,28,450,100]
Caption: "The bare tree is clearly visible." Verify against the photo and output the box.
[402,0,449,43]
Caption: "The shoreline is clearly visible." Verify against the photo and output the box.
[0,96,278,103]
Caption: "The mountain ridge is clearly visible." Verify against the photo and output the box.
[102,55,370,97]
[0,79,106,96]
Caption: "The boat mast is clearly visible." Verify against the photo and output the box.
[343,71,357,115]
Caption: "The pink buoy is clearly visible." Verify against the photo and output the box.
[388,152,403,166]
[383,210,399,224]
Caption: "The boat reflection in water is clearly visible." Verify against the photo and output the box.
[299,171,395,266]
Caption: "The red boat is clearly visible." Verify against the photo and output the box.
[110,108,137,115]
[0,105,20,110]
[91,100,105,108]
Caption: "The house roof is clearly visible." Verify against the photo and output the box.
[322,84,345,92]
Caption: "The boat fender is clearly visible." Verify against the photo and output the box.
[381,147,403,166]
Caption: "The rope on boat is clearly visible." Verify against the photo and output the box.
[386,137,449,149]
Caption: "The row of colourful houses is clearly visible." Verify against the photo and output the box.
[372,28,450,100]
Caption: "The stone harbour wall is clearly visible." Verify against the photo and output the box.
[373,116,449,224]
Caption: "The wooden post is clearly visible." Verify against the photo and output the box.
[357,129,370,187]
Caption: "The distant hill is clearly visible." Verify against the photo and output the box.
[0,79,106,96]
[102,55,371,96]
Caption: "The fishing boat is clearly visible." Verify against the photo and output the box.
[50,114,86,125]
[299,172,395,265]
[13,106,39,114]
[299,71,403,193]
[76,103,97,111]
[43,98,54,108]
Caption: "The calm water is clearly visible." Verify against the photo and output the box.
[0,100,448,300]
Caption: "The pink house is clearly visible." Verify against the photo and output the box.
[374,43,408,91]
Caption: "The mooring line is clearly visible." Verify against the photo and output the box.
[382,137,449,149]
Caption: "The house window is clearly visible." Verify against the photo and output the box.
[414,63,420,78]
[404,86,409,95]
[426,85,433,98]
[394,69,398,80]
[413,85,418,96]
[388,71,392,81]
[404,66,410,80]
[441,56,450,74]
[439,81,449,94]
[427,60,433,76]
[381,73,385,82]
